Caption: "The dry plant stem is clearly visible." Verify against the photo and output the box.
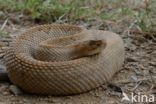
[149,70,156,84]
[131,81,142,91]
[0,19,8,31]
[115,76,156,84]
[130,29,156,41]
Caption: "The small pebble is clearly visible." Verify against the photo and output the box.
[126,57,138,62]
[0,83,9,92]
[2,91,11,96]
[9,85,23,96]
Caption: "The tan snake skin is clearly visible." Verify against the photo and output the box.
[4,24,124,95]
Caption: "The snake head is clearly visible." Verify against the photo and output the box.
[74,40,106,58]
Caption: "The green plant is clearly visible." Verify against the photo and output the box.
[0,30,10,38]
[0,0,156,33]
[134,0,156,32]
[0,0,98,21]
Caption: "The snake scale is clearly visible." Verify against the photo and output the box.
[4,24,124,95]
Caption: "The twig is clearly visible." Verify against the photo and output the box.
[0,19,8,31]
[130,29,156,41]
[114,76,156,84]
[149,70,155,84]
[122,20,137,37]
[95,23,103,29]
[58,13,66,21]
[131,81,142,91]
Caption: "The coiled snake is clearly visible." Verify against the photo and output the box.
[4,24,124,95]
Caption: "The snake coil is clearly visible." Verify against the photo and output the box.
[4,24,124,95]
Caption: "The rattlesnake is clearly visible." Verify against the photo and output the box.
[4,24,124,95]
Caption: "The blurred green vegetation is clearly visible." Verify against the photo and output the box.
[0,0,156,32]
[0,0,97,21]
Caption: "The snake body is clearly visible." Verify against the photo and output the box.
[4,24,124,95]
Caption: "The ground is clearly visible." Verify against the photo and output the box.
[0,0,156,104]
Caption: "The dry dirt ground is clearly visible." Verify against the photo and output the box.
[0,19,155,104]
